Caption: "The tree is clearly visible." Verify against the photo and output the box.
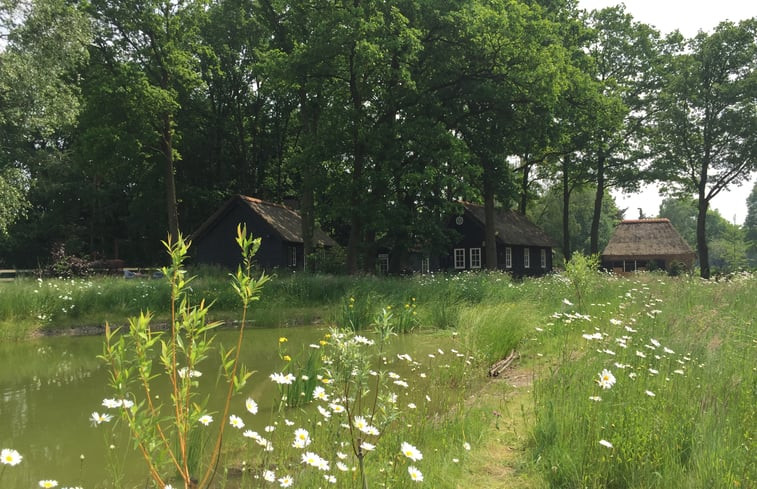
[583,6,663,254]
[88,0,208,239]
[745,182,757,267]
[0,0,90,236]
[431,0,568,269]
[651,19,757,278]
[659,196,749,273]
[531,184,622,262]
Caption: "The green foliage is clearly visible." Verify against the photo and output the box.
[650,19,757,278]
[532,186,622,259]
[562,251,600,310]
[98,226,268,489]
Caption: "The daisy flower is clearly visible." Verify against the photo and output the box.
[599,439,613,449]
[102,398,122,408]
[360,442,375,451]
[401,442,423,462]
[312,386,329,401]
[293,428,311,447]
[198,414,213,426]
[270,372,296,385]
[246,398,258,414]
[1,448,22,466]
[408,466,424,482]
[229,415,245,429]
[645,390,656,397]
[463,442,471,451]
[302,451,321,467]
[597,369,616,389]
[39,481,58,488]
[278,475,294,487]
[263,470,276,482]
[353,416,367,431]
[90,412,113,425]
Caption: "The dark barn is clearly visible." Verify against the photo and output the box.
[601,219,696,274]
[441,202,556,276]
[190,195,338,270]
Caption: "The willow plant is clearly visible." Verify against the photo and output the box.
[99,224,268,489]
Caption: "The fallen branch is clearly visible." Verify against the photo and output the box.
[488,350,518,377]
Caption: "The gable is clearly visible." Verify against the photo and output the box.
[459,203,556,248]
[192,195,338,247]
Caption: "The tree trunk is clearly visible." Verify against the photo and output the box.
[562,155,571,261]
[298,90,317,273]
[697,193,710,279]
[162,112,179,241]
[346,42,364,275]
[518,160,530,215]
[483,161,498,270]
[589,152,605,255]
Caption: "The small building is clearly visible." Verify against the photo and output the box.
[190,195,338,270]
[439,202,556,276]
[601,218,696,274]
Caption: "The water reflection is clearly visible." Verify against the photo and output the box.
[0,326,453,488]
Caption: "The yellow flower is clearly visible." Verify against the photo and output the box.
[319,340,327,346]
[283,355,292,362]
[279,337,288,343]
[324,333,332,339]
[322,378,332,384]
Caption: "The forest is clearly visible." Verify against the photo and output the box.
[1,0,756,277]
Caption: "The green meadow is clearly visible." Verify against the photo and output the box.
[0,264,754,488]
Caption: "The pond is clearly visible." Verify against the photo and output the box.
[0,326,453,488]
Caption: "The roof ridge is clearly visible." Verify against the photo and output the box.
[239,195,295,212]
[621,218,670,224]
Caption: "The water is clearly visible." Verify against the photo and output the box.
[0,326,451,488]
[0,326,327,488]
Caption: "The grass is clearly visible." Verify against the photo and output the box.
[1,265,754,488]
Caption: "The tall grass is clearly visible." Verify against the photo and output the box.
[528,272,756,488]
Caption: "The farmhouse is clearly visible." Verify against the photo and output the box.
[439,202,556,276]
[601,218,696,273]
[190,195,338,270]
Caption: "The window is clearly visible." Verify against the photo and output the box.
[505,247,512,268]
[289,246,297,267]
[540,249,547,268]
[421,256,430,274]
[524,247,530,269]
[454,248,466,269]
[378,254,389,274]
[470,248,482,269]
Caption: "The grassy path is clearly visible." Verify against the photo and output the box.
[457,366,544,488]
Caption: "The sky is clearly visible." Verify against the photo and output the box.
[578,0,757,224]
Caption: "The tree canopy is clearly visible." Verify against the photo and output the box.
[0,0,755,275]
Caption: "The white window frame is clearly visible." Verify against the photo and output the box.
[454,248,466,269]
[540,248,547,269]
[289,246,297,267]
[378,253,389,274]
[524,247,530,269]
[505,247,512,269]
[421,256,430,274]
[469,248,482,269]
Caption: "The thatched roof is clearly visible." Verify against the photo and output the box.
[601,219,695,261]
[192,195,338,247]
[461,202,557,247]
